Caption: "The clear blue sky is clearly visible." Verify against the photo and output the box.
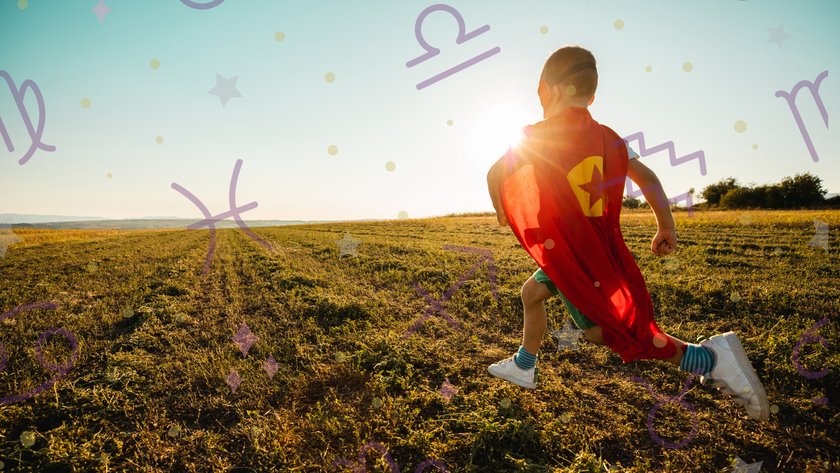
[1,0,838,220]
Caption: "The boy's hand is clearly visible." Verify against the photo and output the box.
[651,227,677,256]
[495,208,508,227]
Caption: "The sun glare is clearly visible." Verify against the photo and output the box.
[470,107,531,162]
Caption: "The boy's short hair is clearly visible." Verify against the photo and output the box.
[541,46,598,99]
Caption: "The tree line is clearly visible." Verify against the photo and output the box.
[622,172,838,210]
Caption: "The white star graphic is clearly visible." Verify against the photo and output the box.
[208,74,242,107]
[336,233,360,257]
[767,25,789,48]
[551,320,582,352]
[732,456,763,473]
[0,227,21,259]
[808,219,829,251]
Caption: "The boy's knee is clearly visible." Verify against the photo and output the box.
[521,278,549,306]
[584,326,604,345]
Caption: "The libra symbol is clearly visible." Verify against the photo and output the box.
[171,159,272,273]
[406,4,501,90]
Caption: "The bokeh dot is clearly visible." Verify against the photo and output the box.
[770,404,779,415]
[614,19,625,30]
[500,398,511,408]
[734,120,747,133]
[17,0,27,10]
[107,172,113,179]
[653,333,668,348]
[645,66,652,73]
[81,97,91,108]
[540,25,549,34]
[20,431,35,448]
[446,119,454,126]
[752,144,759,150]
[682,62,693,72]
[730,292,741,303]
[565,85,576,96]
[335,352,346,363]
[372,397,383,409]
[274,31,285,42]
[398,211,409,219]
[544,238,555,250]
[327,145,338,156]
[324,72,335,83]
[155,136,163,144]
[150,59,160,70]
[385,161,396,172]
[594,281,601,288]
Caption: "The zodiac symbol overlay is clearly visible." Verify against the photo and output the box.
[0,71,56,165]
[775,70,829,163]
[171,159,271,274]
[333,441,448,472]
[0,302,79,405]
[792,317,830,381]
[623,132,708,176]
[406,244,498,337]
[181,0,225,10]
[406,4,501,90]
[631,374,699,449]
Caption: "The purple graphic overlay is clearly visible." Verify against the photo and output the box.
[0,71,56,165]
[406,245,498,337]
[632,374,699,449]
[792,317,830,380]
[226,323,278,392]
[233,322,257,357]
[406,4,501,90]
[226,368,241,393]
[181,0,225,10]
[775,70,829,163]
[92,0,110,23]
[438,377,457,403]
[623,132,707,176]
[171,159,271,273]
[333,441,448,473]
[0,302,80,405]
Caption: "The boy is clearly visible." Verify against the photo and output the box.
[485,46,769,421]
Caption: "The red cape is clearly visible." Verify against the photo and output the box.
[499,108,676,362]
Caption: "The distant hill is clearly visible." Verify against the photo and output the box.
[0,213,108,224]
[0,214,318,230]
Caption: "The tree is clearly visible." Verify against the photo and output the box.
[778,173,826,207]
[700,178,739,206]
[622,196,642,209]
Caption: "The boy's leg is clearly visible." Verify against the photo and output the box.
[520,276,552,356]
[487,272,553,389]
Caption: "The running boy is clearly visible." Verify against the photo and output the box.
[486,46,769,421]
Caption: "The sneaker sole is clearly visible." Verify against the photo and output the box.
[487,366,537,390]
[719,332,770,421]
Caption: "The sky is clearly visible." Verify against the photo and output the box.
[1,0,838,221]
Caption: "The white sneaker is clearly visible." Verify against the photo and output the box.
[701,332,770,421]
[488,356,537,389]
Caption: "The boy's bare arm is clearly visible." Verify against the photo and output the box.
[487,159,508,226]
[627,159,677,256]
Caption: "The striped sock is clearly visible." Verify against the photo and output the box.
[513,346,537,370]
[680,344,716,375]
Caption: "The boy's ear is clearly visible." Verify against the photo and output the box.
[588,94,595,106]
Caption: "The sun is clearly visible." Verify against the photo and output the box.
[469,107,531,162]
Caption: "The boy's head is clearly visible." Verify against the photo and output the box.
[538,46,598,117]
